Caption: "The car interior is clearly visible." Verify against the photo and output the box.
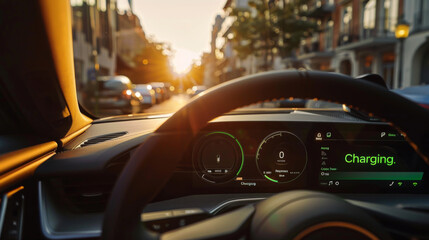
[1,1,429,240]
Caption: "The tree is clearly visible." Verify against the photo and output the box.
[273,0,318,57]
[230,0,317,69]
[131,41,173,84]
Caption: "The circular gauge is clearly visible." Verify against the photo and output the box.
[193,132,244,183]
[256,131,307,183]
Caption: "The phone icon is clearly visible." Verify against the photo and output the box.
[389,181,394,186]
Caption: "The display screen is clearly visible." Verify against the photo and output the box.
[183,121,428,195]
[315,130,425,192]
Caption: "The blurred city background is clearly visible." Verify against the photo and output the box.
[70,0,429,116]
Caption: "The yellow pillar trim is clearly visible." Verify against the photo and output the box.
[38,0,92,137]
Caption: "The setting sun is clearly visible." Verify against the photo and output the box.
[171,48,199,75]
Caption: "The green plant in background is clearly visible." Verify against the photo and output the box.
[229,0,318,70]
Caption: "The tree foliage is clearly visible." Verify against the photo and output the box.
[116,40,173,85]
[131,41,172,84]
[230,0,317,62]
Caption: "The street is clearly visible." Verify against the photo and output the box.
[96,93,289,118]
[144,94,191,114]
[96,94,191,117]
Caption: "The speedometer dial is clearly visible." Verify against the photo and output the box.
[193,132,244,184]
[256,131,307,183]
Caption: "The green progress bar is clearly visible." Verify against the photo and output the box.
[320,172,424,181]
[264,175,278,183]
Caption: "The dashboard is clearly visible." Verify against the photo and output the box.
[184,121,428,195]
[33,110,429,239]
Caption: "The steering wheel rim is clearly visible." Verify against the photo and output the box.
[102,70,429,239]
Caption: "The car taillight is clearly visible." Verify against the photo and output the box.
[419,104,429,110]
[122,90,132,99]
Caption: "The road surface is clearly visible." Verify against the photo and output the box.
[97,94,277,117]
[144,94,191,114]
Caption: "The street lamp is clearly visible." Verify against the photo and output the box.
[395,19,410,88]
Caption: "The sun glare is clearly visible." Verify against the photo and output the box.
[171,48,199,75]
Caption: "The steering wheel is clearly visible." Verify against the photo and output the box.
[102,71,429,240]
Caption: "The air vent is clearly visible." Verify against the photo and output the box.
[75,131,127,149]
[52,177,116,213]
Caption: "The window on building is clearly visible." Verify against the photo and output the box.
[325,19,333,50]
[383,0,398,33]
[70,0,83,5]
[422,1,429,29]
[341,3,352,34]
[99,0,107,11]
[339,59,352,75]
[362,0,376,38]
[413,0,429,30]
[74,59,84,91]
[420,48,429,85]
[382,52,395,88]
[360,55,374,74]
[339,3,353,44]
[311,33,319,52]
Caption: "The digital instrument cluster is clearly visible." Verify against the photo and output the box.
[192,131,244,183]
[190,122,428,193]
[255,131,307,183]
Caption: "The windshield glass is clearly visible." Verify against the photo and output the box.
[99,80,128,91]
[71,0,429,117]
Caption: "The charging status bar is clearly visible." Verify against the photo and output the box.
[320,171,423,181]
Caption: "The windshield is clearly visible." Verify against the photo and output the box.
[99,79,129,91]
[71,0,429,117]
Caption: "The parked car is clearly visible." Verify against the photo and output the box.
[134,84,156,109]
[149,82,166,103]
[93,76,141,114]
[187,85,207,97]
[163,82,174,100]
[393,85,429,110]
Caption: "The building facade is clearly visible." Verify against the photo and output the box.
[71,0,118,95]
[203,15,224,87]
[333,0,399,88]
[214,0,288,84]
[297,0,401,88]
[115,11,149,76]
[210,0,428,88]
[297,0,335,71]
[215,0,247,83]
[401,0,429,87]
